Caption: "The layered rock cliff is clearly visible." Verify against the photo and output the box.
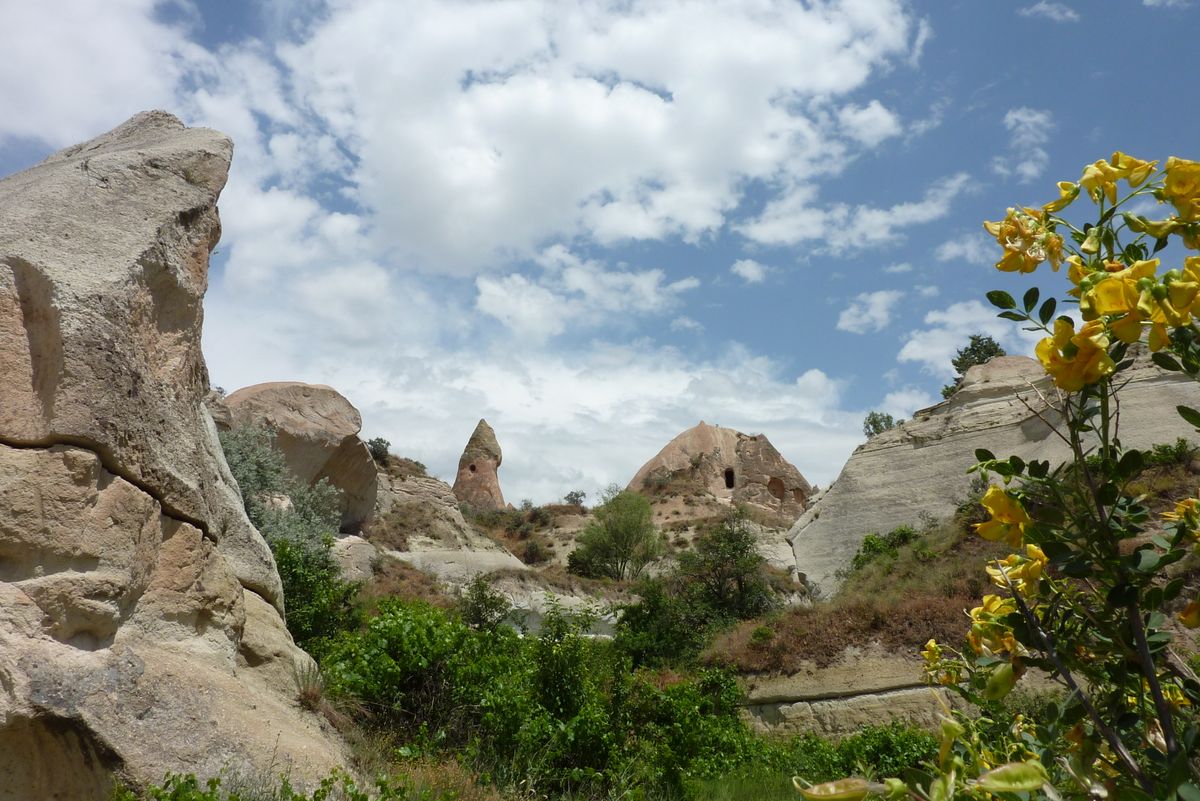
[789,355,1200,594]
[0,112,345,799]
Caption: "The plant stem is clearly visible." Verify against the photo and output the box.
[1128,601,1179,758]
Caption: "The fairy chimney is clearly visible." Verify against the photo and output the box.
[452,419,505,510]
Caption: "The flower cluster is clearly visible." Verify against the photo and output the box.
[974,486,1031,547]
[984,544,1047,598]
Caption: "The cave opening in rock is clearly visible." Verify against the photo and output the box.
[724,468,735,489]
[793,488,806,504]
[469,464,476,473]
[767,476,785,500]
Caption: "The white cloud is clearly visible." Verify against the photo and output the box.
[884,263,913,274]
[1017,3,1081,22]
[935,234,994,266]
[670,316,703,333]
[897,300,1042,378]
[1143,0,1189,7]
[916,285,940,297]
[740,173,973,251]
[992,107,1054,184]
[908,19,934,67]
[837,290,905,334]
[475,246,699,341]
[731,258,770,284]
[880,387,937,418]
[838,100,902,147]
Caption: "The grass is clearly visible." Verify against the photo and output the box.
[360,557,454,610]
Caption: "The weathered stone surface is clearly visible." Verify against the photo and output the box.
[790,354,1200,594]
[0,112,346,798]
[224,382,378,529]
[628,422,812,523]
[452,419,506,510]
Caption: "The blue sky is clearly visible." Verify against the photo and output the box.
[2,0,1197,503]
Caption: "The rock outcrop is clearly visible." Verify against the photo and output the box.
[0,111,345,798]
[628,422,812,523]
[452,419,506,510]
[790,355,1200,595]
[223,382,378,530]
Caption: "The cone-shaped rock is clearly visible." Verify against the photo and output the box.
[628,421,812,521]
[452,419,505,509]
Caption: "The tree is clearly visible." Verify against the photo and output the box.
[862,410,897,437]
[563,490,587,507]
[366,436,390,463]
[567,485,662,580]
[676,509,775,620]
[941,333,1006,397]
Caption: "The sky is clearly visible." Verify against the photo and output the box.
[2,0,1197,504]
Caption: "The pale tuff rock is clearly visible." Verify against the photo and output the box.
[0,112,345,799]
[790,354,1200,595]
[628,421,813,522]
[452,419,506,510]
[223,382,378,529]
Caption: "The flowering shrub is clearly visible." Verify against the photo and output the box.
[796,155,1200,800]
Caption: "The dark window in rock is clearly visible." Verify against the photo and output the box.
[469,464,477,473]
[767,476,785,500]
[793,488,805,504]
[724,468,735,489]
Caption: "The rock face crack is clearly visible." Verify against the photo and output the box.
[0,435,214,540]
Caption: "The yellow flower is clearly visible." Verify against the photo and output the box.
[1081,152,1158,204]
[1034,318,1115,391]
[986,544,1048,597]
[1164,157,1200,221]
[1180,600,1200,629]
[969,595,1019,655]
[1043,181,1080,213]
[1110,308,1169,351]
[921,638,942,665]
[983,207,1064,273]
[1080,258,1158,319]
[1163,494,1200,543]
[975,486,1032,548]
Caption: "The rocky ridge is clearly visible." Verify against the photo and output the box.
[0,112,346,799]
[789,354,1200,595]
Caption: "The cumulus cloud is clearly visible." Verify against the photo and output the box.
[740,173,973,250]
[731,258,770,284]
[837,290,905,334]
[916,285,939,297]
[993,107,1054,183]
[838,100,902,147]
[670,316,703,333]
[935,234,994,266]
[475,246,699,341]
[884,263,914,274]
[896,300,1043,378]
[1017,3,1080,22]
[1143,0,1189,7]
[880,387,937,418]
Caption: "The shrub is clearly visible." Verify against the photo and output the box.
[676,509,776,621]
[563,490,587,507]
[367,436,391,463]
[862,410,897,437]
[457,575,512,631]
[1147,436,1196,466]
[567,486,662,580]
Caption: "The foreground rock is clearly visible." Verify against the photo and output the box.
[452,419,506,510]
[0,112,345,798]
[223,382,378,529]
[790,355,1200,594]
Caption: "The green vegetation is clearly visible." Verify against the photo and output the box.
[616,510,776,667]
[219,426,361,654]
[847,524,919,572]
[567,486,662,580]
[367,437,391,463]
[861,410,897,438]
[940,333,1005,398]
[563,489,587,507]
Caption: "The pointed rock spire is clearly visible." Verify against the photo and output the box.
[452,419,505,509]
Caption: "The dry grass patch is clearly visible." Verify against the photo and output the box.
[360,557,454,610]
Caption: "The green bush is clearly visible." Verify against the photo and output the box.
[1146,436,1196,465]
[568,486,662,580]
[848,524,918,572]
[457,574,512,631]
[113,770,429,801]
[367,437,390,464]
[219,426,360,653]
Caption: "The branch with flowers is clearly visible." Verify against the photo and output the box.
[793,154,1200,800]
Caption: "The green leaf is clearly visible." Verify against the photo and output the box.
[1107,583,1138,606]
[1154,352,1184,372]
[1178,405,1200,429]
[1038,297,1057,325]
[1165,577,1185,601]
[975,761,1048,793]
[987,290,1016,310]
[1008,455,1026,474]
[1118,450,1144,479]
[1154,235,1171,255]
[1023,286,1039,313]
[975,449,995,462]
[1028,460,1049,479]
[998,310,1027,321]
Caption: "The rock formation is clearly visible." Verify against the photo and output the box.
[222,382,378,530]
[0,111,345,798]
[452,419,506,510]
[790,354,1200,595]
[628,421,812,522]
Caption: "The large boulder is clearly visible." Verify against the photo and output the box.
[790,355,1200,595]
[452,419,506,510]
[223,382,378,530]
[0,111,346,798]
[628,421,813,523]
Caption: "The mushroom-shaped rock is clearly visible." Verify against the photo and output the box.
[628,421,812,521]
[224,382,378,529]
[452,419,506,510]
[0,111,346,796]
